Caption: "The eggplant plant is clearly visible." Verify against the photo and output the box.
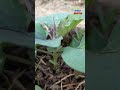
[35,12,85,72]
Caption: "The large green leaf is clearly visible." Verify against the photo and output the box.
[35,36,63,48]
[57,14,83,37]
[62,47,85,73]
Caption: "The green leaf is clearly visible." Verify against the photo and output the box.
[47,47,55,53]
[35,13,69,48]
[75,29,85,40]
[70,37,79,48]
[62,47,85,73]
[35,36,63,48]
[77,34,85,49]
[57,14,83,37]
[35,85,42,90]
[70,29,85,49]
[35,22,47,39]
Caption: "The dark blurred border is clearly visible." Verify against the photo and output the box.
[86,0,120,90]
[0,0,35,90]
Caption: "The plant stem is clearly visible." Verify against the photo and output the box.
[53,48,59,70]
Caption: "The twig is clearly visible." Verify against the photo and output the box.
[63,83,79,88]
[35,56,45,71]
[61,81,63,90]
[54,73,75,85]
[76,74,85,78]
[75,80,85,90]
[36,56,47,65]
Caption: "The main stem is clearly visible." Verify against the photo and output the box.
[53,48,58,70]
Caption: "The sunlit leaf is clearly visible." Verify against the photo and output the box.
[35,22,47,39]
[57,14,83,37]
[62,47,85,73]
[35,36,63,48]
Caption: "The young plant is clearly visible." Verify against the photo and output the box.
[35,14,64,69]
[35,12,85,72]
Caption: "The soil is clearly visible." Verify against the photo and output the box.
[35,47,85,90]
[36,40,85,90]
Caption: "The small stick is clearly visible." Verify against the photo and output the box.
[35,56,45,71]
[61,81,63,90]
[36,56,46,65]
[63,83,79,88]
[54,73,75,85]
[76,74,85,78]
[75,80,85,90]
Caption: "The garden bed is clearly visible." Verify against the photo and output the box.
[35,0,85,89]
